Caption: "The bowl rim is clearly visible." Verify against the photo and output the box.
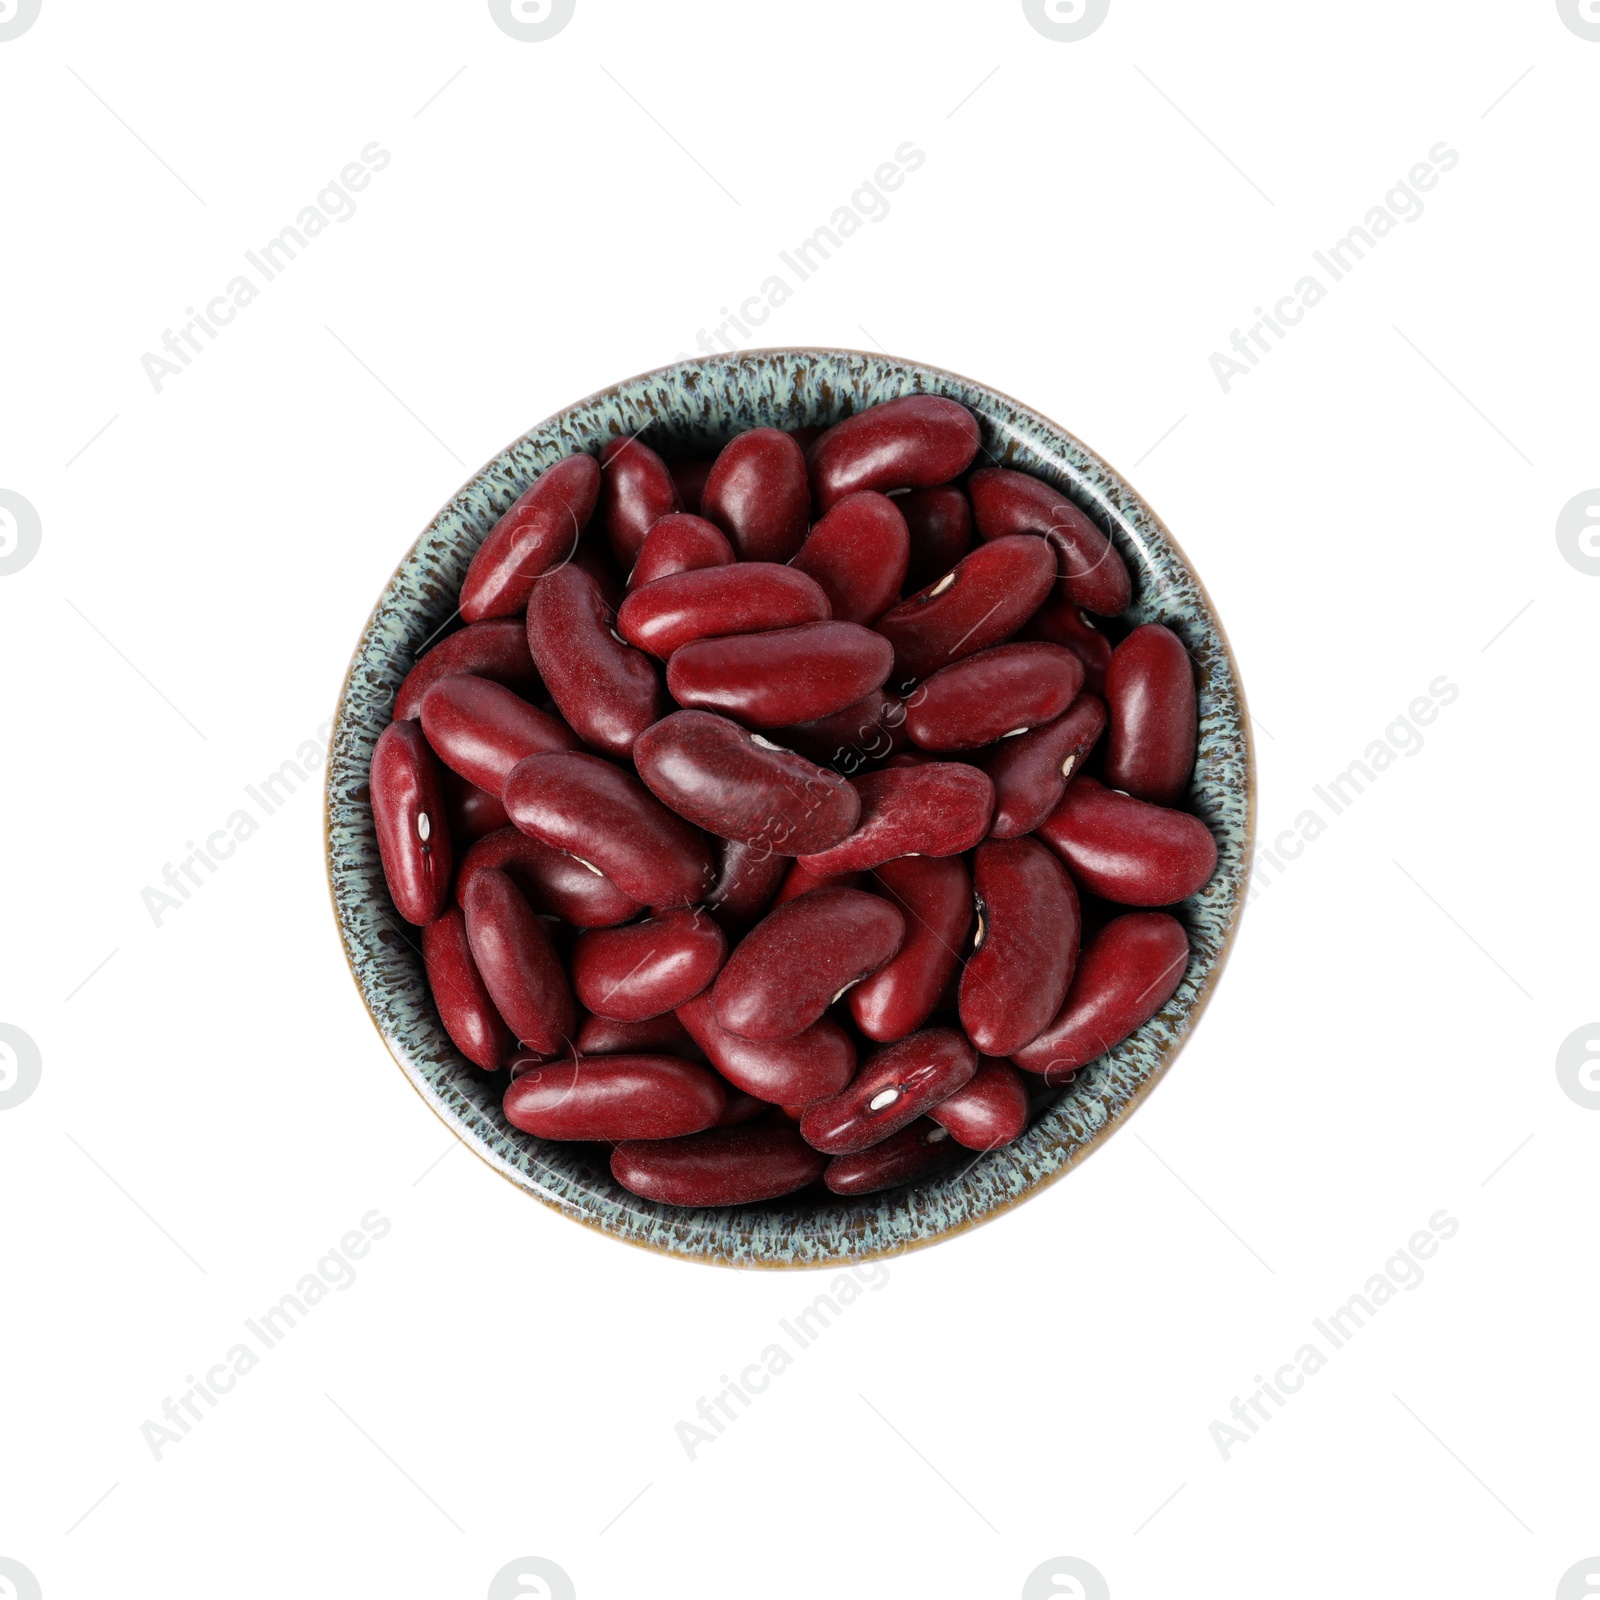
[325,345,1255,1269]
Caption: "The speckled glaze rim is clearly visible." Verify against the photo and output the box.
[325,349,1254,1269]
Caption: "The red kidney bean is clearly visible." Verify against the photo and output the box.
[371,719,453,924]
[875,535,1055,682]
[526,564,661,758]
[666,621,894,729]
[771,860,862,907]
[617,563,831,660]
[984,693,1106,839]
[702,428,810,562]
[628,512,734,589]
[393,619,540,722]
[796,762,994,875]
[569,528,625,611]
[905,642,1084,752]
[927,1056,1029,1148]
[459,453,600,621]
[959,837,1080,1056]
[703,836,787,936]
[442,767,510,844]
[505,1053,723,1142]
[419,674,580,796]
[790,492,909,624]
[676,991,856,1105]
[575,1010,703,1058]
[456,826,641,927]
[669,458,713,515]
[777,687,909,771]
[423,906,512,1070]
[967,467,1131,617]
[461,868,575,1055]
[1022,593,1114,696]
[800,1028,977,1154]
[712,886,904,1043]
[1103,623,1197,806]
[787,425,824,451]
[611,1126,826,1205]
[633,710,860,855]
[899,484,974,594]
[503,751,715,908]
[823,1119,960,1195]
[848,854,971,1042]
[571,907,727,1021]
[599,435,681,567]
[807,395,981,512]
[1012,912,1189,1081]
[1038,775,1217,905]
[712,1084,770,1126]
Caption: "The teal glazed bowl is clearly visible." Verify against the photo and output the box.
[325,350,1254,1268]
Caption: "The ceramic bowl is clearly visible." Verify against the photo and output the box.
[325,349,1253,1268]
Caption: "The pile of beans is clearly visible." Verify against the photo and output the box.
[369,394,1217,1208]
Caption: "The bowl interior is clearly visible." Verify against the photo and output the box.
[326,349,1252,1267]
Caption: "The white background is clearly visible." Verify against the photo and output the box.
[2,2,1596,1597]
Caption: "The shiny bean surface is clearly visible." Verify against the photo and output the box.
[676,991,856,1105]
[456,826,642,926]
[419,674,580,796]
[777,688,909,771]
[505,1053,724,1142]
[371,718,453,924]
[1022,593,1114,696]
[702,428,810,562]
[459,453,599,621]
[799,1028,976,1154]
[461,867,575,1055]
[849,855,971,1042]
[393,619,539,722]
[442,768,510,845]
[796,762,994,875]
[526,564,661,757]
[1038,775,1217,905]
[634,709,860,856]
[666,621,894,729]
[984,693,1106,839]
[807,395,981,512]
[899,485,974,594]
[628,512,733,589]
[823,1119,959,1195]
[611,1126,826,1206]
[1012,912,1189,1081]
[571,907,726,1021]
[905,642,1084,751]
[423,906,512,1070]
[1103,623,1197,805]
[712,886,904,1043]
[504,751,715,908]
[875,535,1055,681]
[967,467,1131,617]
[926,1056,1030,1148]
[617,563,830,659]
[771,860,862,907]
[960,837,1079,1056]
[575,1010,703,1058]
[790,492,908,624]
[703,836,788,936]
[600,435,680,567]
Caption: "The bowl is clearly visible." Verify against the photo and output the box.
[325,349,1254,1268]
